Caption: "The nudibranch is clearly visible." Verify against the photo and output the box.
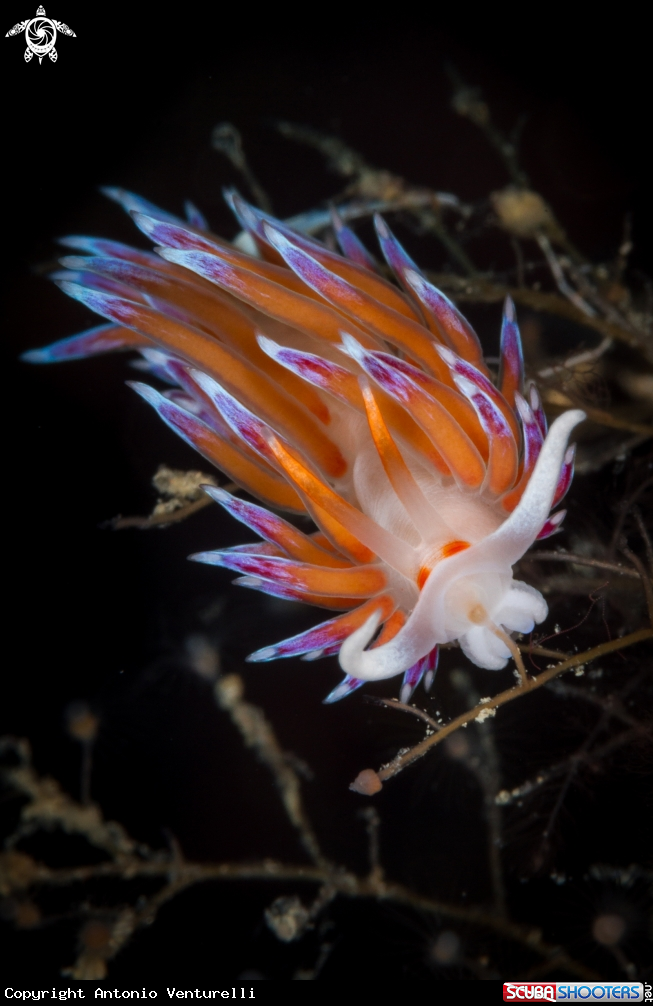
[25,188,584,703]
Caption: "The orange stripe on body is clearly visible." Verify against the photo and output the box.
[417,540,470,590]
[362,381,420,491]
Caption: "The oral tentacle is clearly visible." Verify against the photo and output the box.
[486,409,585,563]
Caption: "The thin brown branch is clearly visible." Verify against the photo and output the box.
[214,675,327,868]
[445,64,530,190]
[431,276,650,355]
[633,508,653,576]
[449,670,507,918]
[285,193,464,235]
[547,675,649,732]
[15,854,599,979]
[275,121,477,275]
[564,259,639,333]
[0,740,139,860]
[609,477,653,557]
[538,707,612,857]
[495,725,648,809]
[526,550,641,579]
[493,624,528,686]
[621,547,653,628]
[107,479,239,530]
[370,696,441,732]
[536,335,613,379]
[523,644,572,660]
[536,234,596,318]
[359,806,383,883]
[412,206,478,276]
[365,628,652,786]
[107,495,214,530]
[542,389,653,437]
[211,123,273,213]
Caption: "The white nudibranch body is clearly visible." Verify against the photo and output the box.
[340,408,584,681]
[26,186,585,704]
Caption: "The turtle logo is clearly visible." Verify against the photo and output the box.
[5,5,76,63]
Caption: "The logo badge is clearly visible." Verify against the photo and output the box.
[5,5,76,63]
[504,984,644,1002]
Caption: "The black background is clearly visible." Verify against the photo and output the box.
[2,3,651,982]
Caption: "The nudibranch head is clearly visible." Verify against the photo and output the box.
[25,188,584,703]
